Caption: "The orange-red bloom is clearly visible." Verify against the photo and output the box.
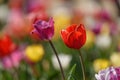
[0,35,16,58]
[61,24,86,49]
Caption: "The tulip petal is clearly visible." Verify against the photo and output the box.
[77,24,86,33]
[31,29,41,39]
[66,24,77,32]
[77,24,86,46]
[32,18,54,40]
[34,20,49,29]
[61,24,86,49]
[49,17,54,27]
[95,67,120,80]
[67,31,83,49]
[61,30,69,45]
[42,27,54,40]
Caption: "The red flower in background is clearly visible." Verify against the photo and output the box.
[0,35,16,58]
[61,24,86,49]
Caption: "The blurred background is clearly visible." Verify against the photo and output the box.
[0,0,120,80]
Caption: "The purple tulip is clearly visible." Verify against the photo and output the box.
[95,67,120,80]
[92,22,102,35]
[100,10,111,21]
[31,17,54,40]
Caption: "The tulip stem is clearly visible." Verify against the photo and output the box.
[30,64,39,79]
[25,63,29,80]
[78,50,86,80]
[49,40,65,80]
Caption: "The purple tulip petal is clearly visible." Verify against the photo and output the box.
[49,17,54,27]
[95,67,120,80]
[32,17,54,40]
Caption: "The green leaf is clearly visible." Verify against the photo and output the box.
[67,64,76,80]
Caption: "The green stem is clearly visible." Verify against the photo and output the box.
[25,63,29,80]
[49,40,65,80]
[78,50,86,80]
[30,64,39,79]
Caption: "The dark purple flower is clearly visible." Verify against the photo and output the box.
[92,22,102,35]
[31,17,54,40]
[100,10,111,21]
[95,67,120,80]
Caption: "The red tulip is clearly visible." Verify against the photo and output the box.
[0,35,16,58]
[61,24,86,49]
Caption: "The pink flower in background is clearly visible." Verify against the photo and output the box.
[95,10,111,21]
[25,0,49,29]
[3,9,30,38]
[1,50,23,69]
[92,22,102,35]
[95,67,120,80]
[92,21,117,36]
[25,0,48,13]
[31,17,54,40]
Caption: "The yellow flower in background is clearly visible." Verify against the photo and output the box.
[110,52,120,67]
[84,30,95,48]
[50,5,72,40]
[53,14,71,40]
[93,59,110,72]
[25,44,44,62]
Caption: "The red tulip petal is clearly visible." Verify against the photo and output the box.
[61,24,86,49]
[77,24,86,32]
[61,30,69,45]
[67,32,81,49]
[66,24,77,33]
[77,24,86,45]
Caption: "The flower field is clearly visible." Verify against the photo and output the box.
[0,0,120,80]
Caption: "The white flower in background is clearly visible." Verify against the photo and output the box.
[95,34,111,49]
[52,53,72,70]
[0,5,9,22]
